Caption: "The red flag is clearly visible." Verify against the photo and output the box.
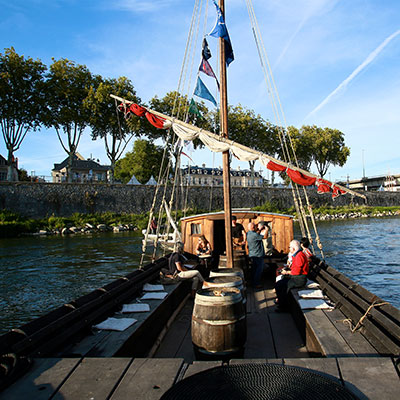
[286,169,316,186]
[199,58,220,90]
[266,161,286,172]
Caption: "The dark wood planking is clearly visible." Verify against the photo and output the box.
[323,308,379,356]
[284,358,340,382]
[155,299,193,359]
[0,358,80,400]
[183,361,223,378]
[110,358,184,400]
[303,309,355,356]
[54,358,131,400]
[338,357,400,400]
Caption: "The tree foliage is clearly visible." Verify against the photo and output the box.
[114,139,164,184]
[277,125,350,181]
[0,47,47,181]
[212,104,280,174]
[308,126,350,178]
[84,76,142,182]
[44,58,94,182]
[148,91,213,141]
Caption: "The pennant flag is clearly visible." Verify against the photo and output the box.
[209,1,234,66]
[181,150,194,163]
[199,58,220,90]
[188,98,201,117]
[194,77,217,107]
[202,38,212,60]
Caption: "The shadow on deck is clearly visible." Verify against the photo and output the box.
[154,280,308,362]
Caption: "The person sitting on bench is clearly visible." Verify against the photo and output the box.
[166,242,205,298]
[275,240,309,312]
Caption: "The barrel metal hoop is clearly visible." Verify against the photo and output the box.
[192,314,246,326]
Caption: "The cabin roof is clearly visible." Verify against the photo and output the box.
[180,209,293,222]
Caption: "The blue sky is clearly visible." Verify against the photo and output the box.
[1,0,399,182]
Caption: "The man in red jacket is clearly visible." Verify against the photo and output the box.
[275,240,309,312]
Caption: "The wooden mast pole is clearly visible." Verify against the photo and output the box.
[219,0,234,268]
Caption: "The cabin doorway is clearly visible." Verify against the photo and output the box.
[213,219,226,256]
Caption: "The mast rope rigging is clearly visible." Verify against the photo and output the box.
[141,0,209,260]
[245,0,325,257]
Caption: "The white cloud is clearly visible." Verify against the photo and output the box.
[107,0,177,13]
[305,29,400,120]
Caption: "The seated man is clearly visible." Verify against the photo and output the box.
[274,239,309,312]
[166,242,205,297]
[232,216,246,249]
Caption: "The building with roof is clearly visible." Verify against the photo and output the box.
[181,165,265,187]
[52,153,112,183]
[0,154,18,181]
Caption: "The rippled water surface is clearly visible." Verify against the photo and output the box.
[0,232,156,334]
[296,217,400,309]
[1,217,399,334]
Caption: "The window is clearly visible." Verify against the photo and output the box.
[191,223,202,235]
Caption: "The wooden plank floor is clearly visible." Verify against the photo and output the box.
[1,356,399,399]
[154,281,308,362]
[2,280,399,399]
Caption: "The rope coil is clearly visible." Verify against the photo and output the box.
[340,300,389,333]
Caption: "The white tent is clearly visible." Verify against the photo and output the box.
[127,175,141,185]
[145,176,157,185]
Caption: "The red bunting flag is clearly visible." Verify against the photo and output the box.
[286,169,316,186]
[266,161,286,172]
[145,112,170,129]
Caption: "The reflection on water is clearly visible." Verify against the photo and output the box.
[1,217,399,335]
[0,232,157,334]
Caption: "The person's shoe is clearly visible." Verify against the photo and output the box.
[275,306,288,313]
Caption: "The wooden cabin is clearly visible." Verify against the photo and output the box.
[180,209,293,257]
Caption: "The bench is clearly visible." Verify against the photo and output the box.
[63,279,191,358]
[290,288,379,358]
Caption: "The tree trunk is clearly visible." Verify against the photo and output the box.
[67,152,74,183]
[7,148,18,182]
[109,160,115,184]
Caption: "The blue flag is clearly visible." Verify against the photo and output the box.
[194,77,217,107]
[209,1,234,66]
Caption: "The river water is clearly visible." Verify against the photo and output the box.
[1,217,399,335]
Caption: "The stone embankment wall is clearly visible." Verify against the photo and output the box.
[0,182,399,218]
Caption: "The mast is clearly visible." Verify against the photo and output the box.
[219,0,234,268]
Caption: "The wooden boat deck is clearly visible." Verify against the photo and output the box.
[154,281,309,361]
[1,356,399,399]
[1,279,399,399]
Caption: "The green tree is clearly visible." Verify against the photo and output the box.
[84,76,142,183]
[225,104,280,175]
[210,104,280,184]
[114,139,163,184]
[148,91,212,142]
[281,126,314,171]
[146,92,213,177]
[305,125,350,178]
[44,58,94,182]
[0,47,47,181]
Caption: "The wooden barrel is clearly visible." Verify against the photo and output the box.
[202,276,246,304]
[209,267,244,280]
[219,252,246,269]
[192,287,246,360]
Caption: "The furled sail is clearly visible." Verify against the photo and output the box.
[110,94,366,200]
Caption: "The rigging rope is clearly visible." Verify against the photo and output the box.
[245,0,325,259]
[142,0,210,260]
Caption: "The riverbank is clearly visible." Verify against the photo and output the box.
[1,205,399,238]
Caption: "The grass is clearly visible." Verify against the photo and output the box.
[0,205,399,238]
